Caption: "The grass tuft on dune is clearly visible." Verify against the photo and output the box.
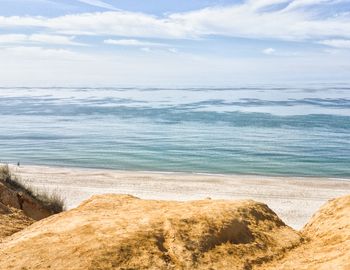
[0,165,65,214]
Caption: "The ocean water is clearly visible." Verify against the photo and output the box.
[0,85,349,177]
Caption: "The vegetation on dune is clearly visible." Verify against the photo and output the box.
[0,164,65,214]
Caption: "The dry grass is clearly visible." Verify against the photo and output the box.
[0,165,65,214]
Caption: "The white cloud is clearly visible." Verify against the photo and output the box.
[246,0,290,10]
[0,34,26,43]
[262,48,276,54]
[168,48,178,53]
[77,0,120,11]
[0,1,349,41]
[0,34,83,46]
[104,39,166,47]
[140,47,151,52]
[319,39,350,49]
[30,34,83,45]
[281,0,345,11]
[1,46,86,60]
[170,2,350,41]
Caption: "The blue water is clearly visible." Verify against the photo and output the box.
[0,85,349,177]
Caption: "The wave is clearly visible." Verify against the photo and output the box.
[0,97,349,130]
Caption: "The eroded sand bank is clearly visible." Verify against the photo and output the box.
[7,164,350,229]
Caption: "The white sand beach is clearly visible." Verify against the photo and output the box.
[7,164,350,229]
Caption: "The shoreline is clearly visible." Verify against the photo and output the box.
[3,161,350,181]
[4,163,350,229]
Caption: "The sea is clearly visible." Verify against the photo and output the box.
[0,84,349,177]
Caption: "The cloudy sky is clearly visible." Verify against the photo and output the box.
[0,0,350,86]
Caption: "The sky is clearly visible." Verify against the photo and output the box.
[0,0,350,86]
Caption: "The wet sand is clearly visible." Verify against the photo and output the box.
[8,164,350,229]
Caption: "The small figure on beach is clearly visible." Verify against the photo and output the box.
[17,161,20,167]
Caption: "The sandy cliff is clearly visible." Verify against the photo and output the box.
[0,182,54,221]
[0,166,64,221]
[0,194,301,270]
[0,202,34,241]
[259,194,350,270]
[0,193,349,269]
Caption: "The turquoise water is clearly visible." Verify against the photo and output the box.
[0,85,349,177]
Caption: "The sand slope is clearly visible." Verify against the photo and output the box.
[260,194,350,270]
[0,194,302,270]
[0,202,34,241]
[0,194,349,269]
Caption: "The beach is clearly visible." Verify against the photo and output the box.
[8,164,350,229]
[2,2,350,268]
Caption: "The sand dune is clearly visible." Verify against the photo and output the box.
[0,193,349,269]
[257,195,350,270]
[0,194,302,270]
